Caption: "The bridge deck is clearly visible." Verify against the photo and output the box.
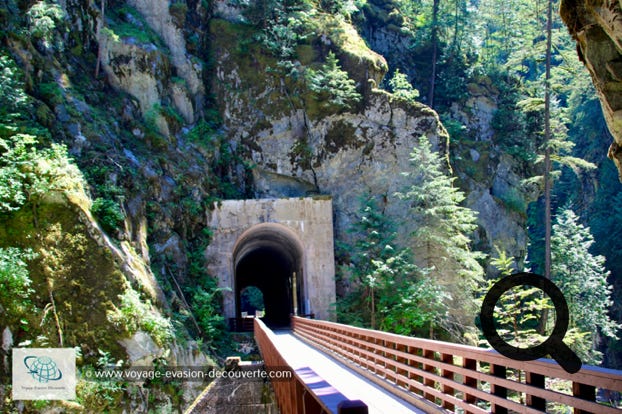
[271,330,426,413]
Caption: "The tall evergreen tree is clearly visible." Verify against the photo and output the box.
[337,195,449,336]
[396,136,484,339]
[551,209,620,364]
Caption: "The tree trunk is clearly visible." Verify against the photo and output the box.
[544,0,553,280]
[95,0,105,78]
[539,0,553,336]
[428,0,440,108]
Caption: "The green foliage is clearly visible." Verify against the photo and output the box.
[191,286,228,349]
[91,198,125,235]
[186,119,218,145]
[256,8,308,59]
[319,0,360,16]
[77,350,125,411]
[169,2,188,28]
[388,69,419,104]
[243,0,312,28]
[0,55,30,124]
[0,135,84,213]
[107,288,174,346]
[551,209,620,364]
[240,286,264,314]
[0,247,37,326]
[306,51,361,111]
[396,136,485,338]
[26,0,65,51]
[379,274,449,336]
[496,187,527,215]
[439,113,466,142]
[478,249,552,349]
[38,82,64,106]
[106,4,164,46]
[336,195,449,337]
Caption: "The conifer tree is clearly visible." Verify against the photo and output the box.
[396,136,484,338]
[337,195,449,335]
[551,209,620,364]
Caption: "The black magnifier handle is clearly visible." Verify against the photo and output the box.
[550,340,582,374]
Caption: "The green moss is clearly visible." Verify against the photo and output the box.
[324,120,359,153]
[296,44,316,65]
[209,19,295,117]
[38,82,64,105]
[107,5,164,47]
[0,196,129,360]
[169,2,188,28]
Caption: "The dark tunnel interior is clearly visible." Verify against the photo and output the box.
[235,245,301,328]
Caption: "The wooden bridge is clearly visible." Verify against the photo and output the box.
[255,316,622,414]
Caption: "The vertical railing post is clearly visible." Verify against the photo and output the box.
[572,382,596,414]
[462,357,477,413]
[423,349,436,403]
[491,364,508,414]
[526,371,546,411]
[396,343,408,390]
[441,353,455,411]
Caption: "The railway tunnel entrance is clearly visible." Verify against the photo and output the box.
[233,223,305,328]
[205,197,336,325]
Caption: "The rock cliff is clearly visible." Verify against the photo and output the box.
[561,0,622,178]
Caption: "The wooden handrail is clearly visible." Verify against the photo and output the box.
[292,316,622,414]
[254,318,369,414]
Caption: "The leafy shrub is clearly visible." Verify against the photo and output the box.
[38,82,64,106]
[91,198,125,234]
[0,55,30,122]
[439,113,466,142]
[191,286,227,349]
[0,135,84,213]
[107,288,174,346]
[0,247,37,326]
[26,1,65,51]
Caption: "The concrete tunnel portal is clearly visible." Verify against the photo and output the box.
[205,197,336,325]
[233,223,305,327]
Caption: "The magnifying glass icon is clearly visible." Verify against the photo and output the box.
[480,272,582,374]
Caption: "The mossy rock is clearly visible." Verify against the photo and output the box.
[324,120,360,153]
[0,194,129,361]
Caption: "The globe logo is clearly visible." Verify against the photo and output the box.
[23,356,63,383]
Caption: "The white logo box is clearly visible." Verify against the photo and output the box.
[12,348,76,400]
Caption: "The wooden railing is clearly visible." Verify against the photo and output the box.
[254,318,368,413]
[292,316,622,414]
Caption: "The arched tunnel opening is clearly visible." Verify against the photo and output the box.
[233,224,305,329]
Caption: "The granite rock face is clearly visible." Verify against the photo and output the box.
[561,0,622,178]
